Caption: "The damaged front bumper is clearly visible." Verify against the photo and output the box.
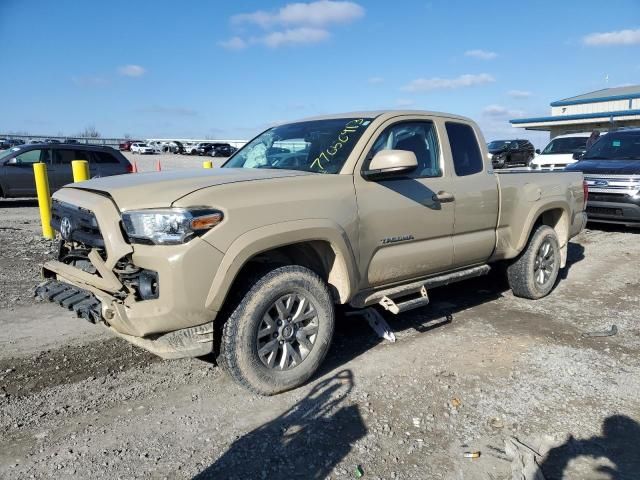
[37,187,224,359]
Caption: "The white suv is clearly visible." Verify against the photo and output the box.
[530,133,590,171]
[130,143,155,155]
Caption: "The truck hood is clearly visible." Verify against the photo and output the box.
[67,168,314,209]
[565,159,640,175]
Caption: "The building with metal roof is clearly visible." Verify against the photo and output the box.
[510,85,640,138]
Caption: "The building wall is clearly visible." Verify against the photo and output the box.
[551,99,636,116]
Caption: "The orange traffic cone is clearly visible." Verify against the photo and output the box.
[156,160,162,172]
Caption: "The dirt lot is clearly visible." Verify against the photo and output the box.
[1,193,639,479]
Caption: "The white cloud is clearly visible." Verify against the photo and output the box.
[396,98,415,107]
[482,104,525,118]
[261,27,330,47]
[117,65,146,77]
[368,76,384,84]
[232,0,364,28]
[402,73,495,92]
[583,28,640,46]
[507,89,532,98]
[224,1,363,49]
[219,37,248,50]
[464,49,497,60]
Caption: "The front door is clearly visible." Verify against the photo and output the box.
[354,119,455,288]
[4,149,51,197]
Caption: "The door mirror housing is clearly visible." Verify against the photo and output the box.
[363,150,418,181]
[4,158,18,166]
[535,149,541,155]
[572,152,584,161]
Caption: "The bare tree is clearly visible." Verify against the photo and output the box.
[79,125,101,138]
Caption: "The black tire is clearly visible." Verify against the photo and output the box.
[221,265,335,395]
[507,225,561,299]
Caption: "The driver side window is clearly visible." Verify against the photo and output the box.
[14,149,49,164]
[368,121,442,178]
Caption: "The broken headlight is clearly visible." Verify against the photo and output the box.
[121,208,223,245]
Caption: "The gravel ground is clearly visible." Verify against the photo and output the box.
[0,194,639,479]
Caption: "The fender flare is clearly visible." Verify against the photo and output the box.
[205,219,359,311]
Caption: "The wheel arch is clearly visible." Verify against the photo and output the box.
[518,205,570,267]
[205,220,359,313]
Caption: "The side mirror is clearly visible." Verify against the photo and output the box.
[363,149,418,180]
[572,152,584,161]
[535,149,541,155]
[4,158,18,166]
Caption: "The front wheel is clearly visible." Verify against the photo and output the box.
[221,265,335,395]
[507,225,560,299]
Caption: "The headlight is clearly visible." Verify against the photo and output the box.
[121,208,223,245]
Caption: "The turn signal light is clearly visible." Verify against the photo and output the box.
[190,213,223,231]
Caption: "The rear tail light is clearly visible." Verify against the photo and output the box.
[583,179,589,205]
[127,163,134,173]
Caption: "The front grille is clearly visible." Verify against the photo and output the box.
[51,200,105,247]
[584,174,640,196]
[587,206,623,216]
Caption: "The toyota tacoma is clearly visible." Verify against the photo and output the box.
[35,111,587,394]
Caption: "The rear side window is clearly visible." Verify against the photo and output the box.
[446,122,483,176]
[93,151,119,164]
[54,149,90,164]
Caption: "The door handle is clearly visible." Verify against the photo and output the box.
[432,191,455,203]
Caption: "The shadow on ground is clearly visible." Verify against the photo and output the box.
[193,369,366,480]
[318,240,585,377]
[539,415,640,479]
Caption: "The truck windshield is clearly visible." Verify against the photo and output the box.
[223,118,373,174]
[583,131,640,160]
[541,137,587,155]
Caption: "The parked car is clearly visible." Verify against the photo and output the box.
[487,139,535,168]
[169,141,185,154]
[44,139,61,144]
[35,110,586,395]
[130,143,155,154]
[210,143,234,157]
[64,138,80,144]
[566,128,640,227]
[119,140,142,151]
[195,143,215,156]
[0,144,132,198]
[0,139,26,149]
[530,133,591,171]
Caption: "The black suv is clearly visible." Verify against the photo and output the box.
[566,128,640,227]
[487,139,535,168]
[0,143,132,198]
[210,143,234,157]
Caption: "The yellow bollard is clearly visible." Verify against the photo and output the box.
[71,160,90,182]
[33,163,54,240]
[202,160,213,169]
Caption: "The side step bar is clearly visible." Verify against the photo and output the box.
[380,285,429,314]
[350,264,491,311]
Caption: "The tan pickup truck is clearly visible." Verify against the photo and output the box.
[36,111,587,394]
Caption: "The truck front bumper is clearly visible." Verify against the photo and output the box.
[586,198,640,227]
[35,279,214,359]
[38,187,225,359]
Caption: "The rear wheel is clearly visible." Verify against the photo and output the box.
[221,265,335,395]
[507,225,560,299]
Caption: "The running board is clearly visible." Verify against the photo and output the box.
[379,285,429,314]
[350,264,491,310]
